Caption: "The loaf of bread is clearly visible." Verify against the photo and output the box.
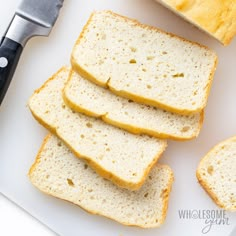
[28,67,167,190]
[155,0,236,45]
[29,134,174,228]
[71,11,217,115]
[63,70,203,140]
[197,136,236,211]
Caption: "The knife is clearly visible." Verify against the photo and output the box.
[0,0,64,105]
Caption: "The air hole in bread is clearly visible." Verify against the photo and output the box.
[129,59,137,64]
[57,142,62,147]
[98,59,104,65]
[130,47,137,52]
[80,134,85,139]
[144,193,149,198]
[132,172,137,176]
[84,164,88,170]
[207,166,214,175]
[181,126,190,132]
[162,51,167,55]
[67,178,75,187]
[128,99,134,103]
[142,68,147,72]
[86,122,93,128]
[147,84,152,89]
[62,104,66,109]
[147,56,155,60]
[172,73,184,78]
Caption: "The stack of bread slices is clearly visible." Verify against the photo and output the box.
[28,11,218,227]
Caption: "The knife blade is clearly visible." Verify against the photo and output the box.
[0,0,64,105]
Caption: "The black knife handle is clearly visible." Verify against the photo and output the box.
[0,37,23,105]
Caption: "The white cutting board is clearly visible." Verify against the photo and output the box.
[0,1,235,235]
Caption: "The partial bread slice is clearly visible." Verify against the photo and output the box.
[155,0,236,45]
[28,67,167,190]
[71,11,217,115]
[63,70,203,140]
[197,136,236,211]
[29,134,174,228]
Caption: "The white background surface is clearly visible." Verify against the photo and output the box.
[0,194,54,236]
[0,0,235,236]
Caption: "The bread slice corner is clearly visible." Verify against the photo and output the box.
[196,136,236,211]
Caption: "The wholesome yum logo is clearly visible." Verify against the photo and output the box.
[178,209,230,234]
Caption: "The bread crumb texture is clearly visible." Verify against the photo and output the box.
[197,136,236,211]
[29,135,174,228]
[63,70,203,140]
[156,0,236,45]
[28,67,167,190]
[71,11,217,115]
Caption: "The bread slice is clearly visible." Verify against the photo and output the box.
[155,0,236,45]
[71,11,217,115]
[28,67,167,190]
[63,70,203,140]
[29,134,174,228]
[197,136,236,211]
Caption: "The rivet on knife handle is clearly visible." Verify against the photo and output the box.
[0,37,23,105]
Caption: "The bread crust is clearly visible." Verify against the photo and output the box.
[196,136,236,211]
[156,0,236,45]
[29,135,174,228]
[71,11,218,115]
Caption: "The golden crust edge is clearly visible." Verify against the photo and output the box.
[155,0,236,46]
[196,136,236,212]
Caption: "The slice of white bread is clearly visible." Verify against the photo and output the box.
[71,11,217,115]
[155,0,236,45]
[63,70,203,140]
[28,67,167,190]
[197,136,236,211]
[29,134,174,228]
